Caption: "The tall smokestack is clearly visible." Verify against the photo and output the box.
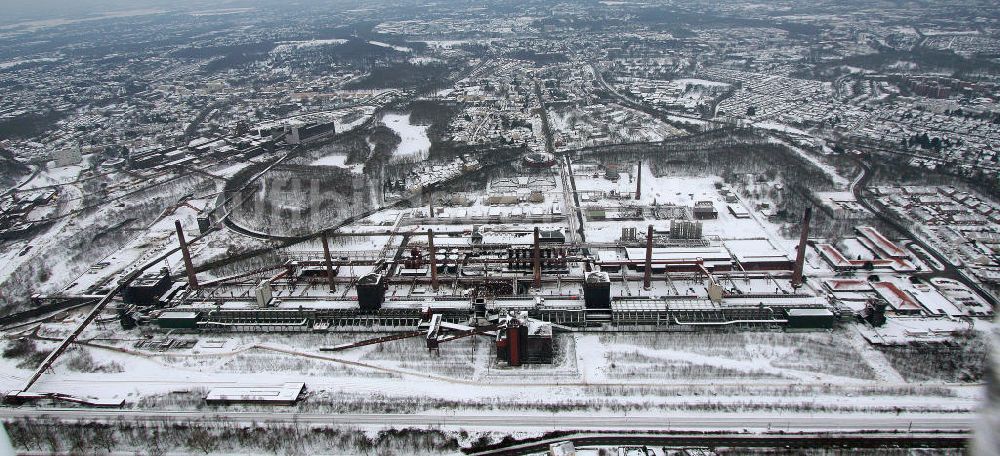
[533,227,542,290]
[791,207,813,288]
[428,190,435,218]
[428,229,439,291]
[321,233,336,292]
[643,224,654,290]
[635,161,642,200]
[174,220,198,289]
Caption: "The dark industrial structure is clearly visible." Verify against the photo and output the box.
[786,308,835,329]
[495,317,554,366]
[357,272,388,312]
[522,152,557,169]
[122,268,172,306]
[126,219,836,367]
[583,271,612,310]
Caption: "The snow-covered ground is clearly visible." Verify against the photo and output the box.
[368,40,412,52]
[311,153,350,167]
[673,78,731,88]
[18,163,83,189]
[271,39,348,53]
[754,121,811,136]
[381,112,431,161]
[577,171,788,242]
[0,324,982,419]
[417,38,499,48]
[768,136,849,188]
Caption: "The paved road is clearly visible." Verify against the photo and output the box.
[0,408,975,433]
[470,432,970,455]
[589,61,721,132]
[850,159,997,307]
[532,78,556,155]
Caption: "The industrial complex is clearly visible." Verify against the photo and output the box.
[1,1,998,453]
[112,169,838,367]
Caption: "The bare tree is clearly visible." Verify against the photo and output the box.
[146,428,166,456]
[71,427,94,452]
[186,426,219,454]
[92,424,118,454]
[43,429,61,454]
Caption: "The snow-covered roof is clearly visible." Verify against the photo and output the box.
[205,382,305,404]
[787,308,834,317]
[158,311,199,320]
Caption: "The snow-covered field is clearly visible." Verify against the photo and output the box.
[382,113,431,161]
[19,163,83,189]
[577,172,788,242]
[310,152,350,167]
[0,322,981,418]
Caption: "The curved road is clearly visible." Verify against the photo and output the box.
[850,159,997,308]
[589,61,725,133]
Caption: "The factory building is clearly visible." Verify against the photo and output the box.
[357,272,387,312]
[725,239,795,271]
[155,311,200,330]
[122,268,173,306]
[538,229,566,243]
[623,246,732,272]
[785,308,835,329]
[727,204,751,219]
[856,226,908,259]
[151,290,830,333]
[670,219,703,240]
[496,318,554,366]
[583,271,612,310]
[137,215,834,346]
[257,113,338,145]
[693,201,718,219]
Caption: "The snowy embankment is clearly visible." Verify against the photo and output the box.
[768,136,849,188]
[0,327,980,420]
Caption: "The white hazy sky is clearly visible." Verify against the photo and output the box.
[1,0,259,24]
